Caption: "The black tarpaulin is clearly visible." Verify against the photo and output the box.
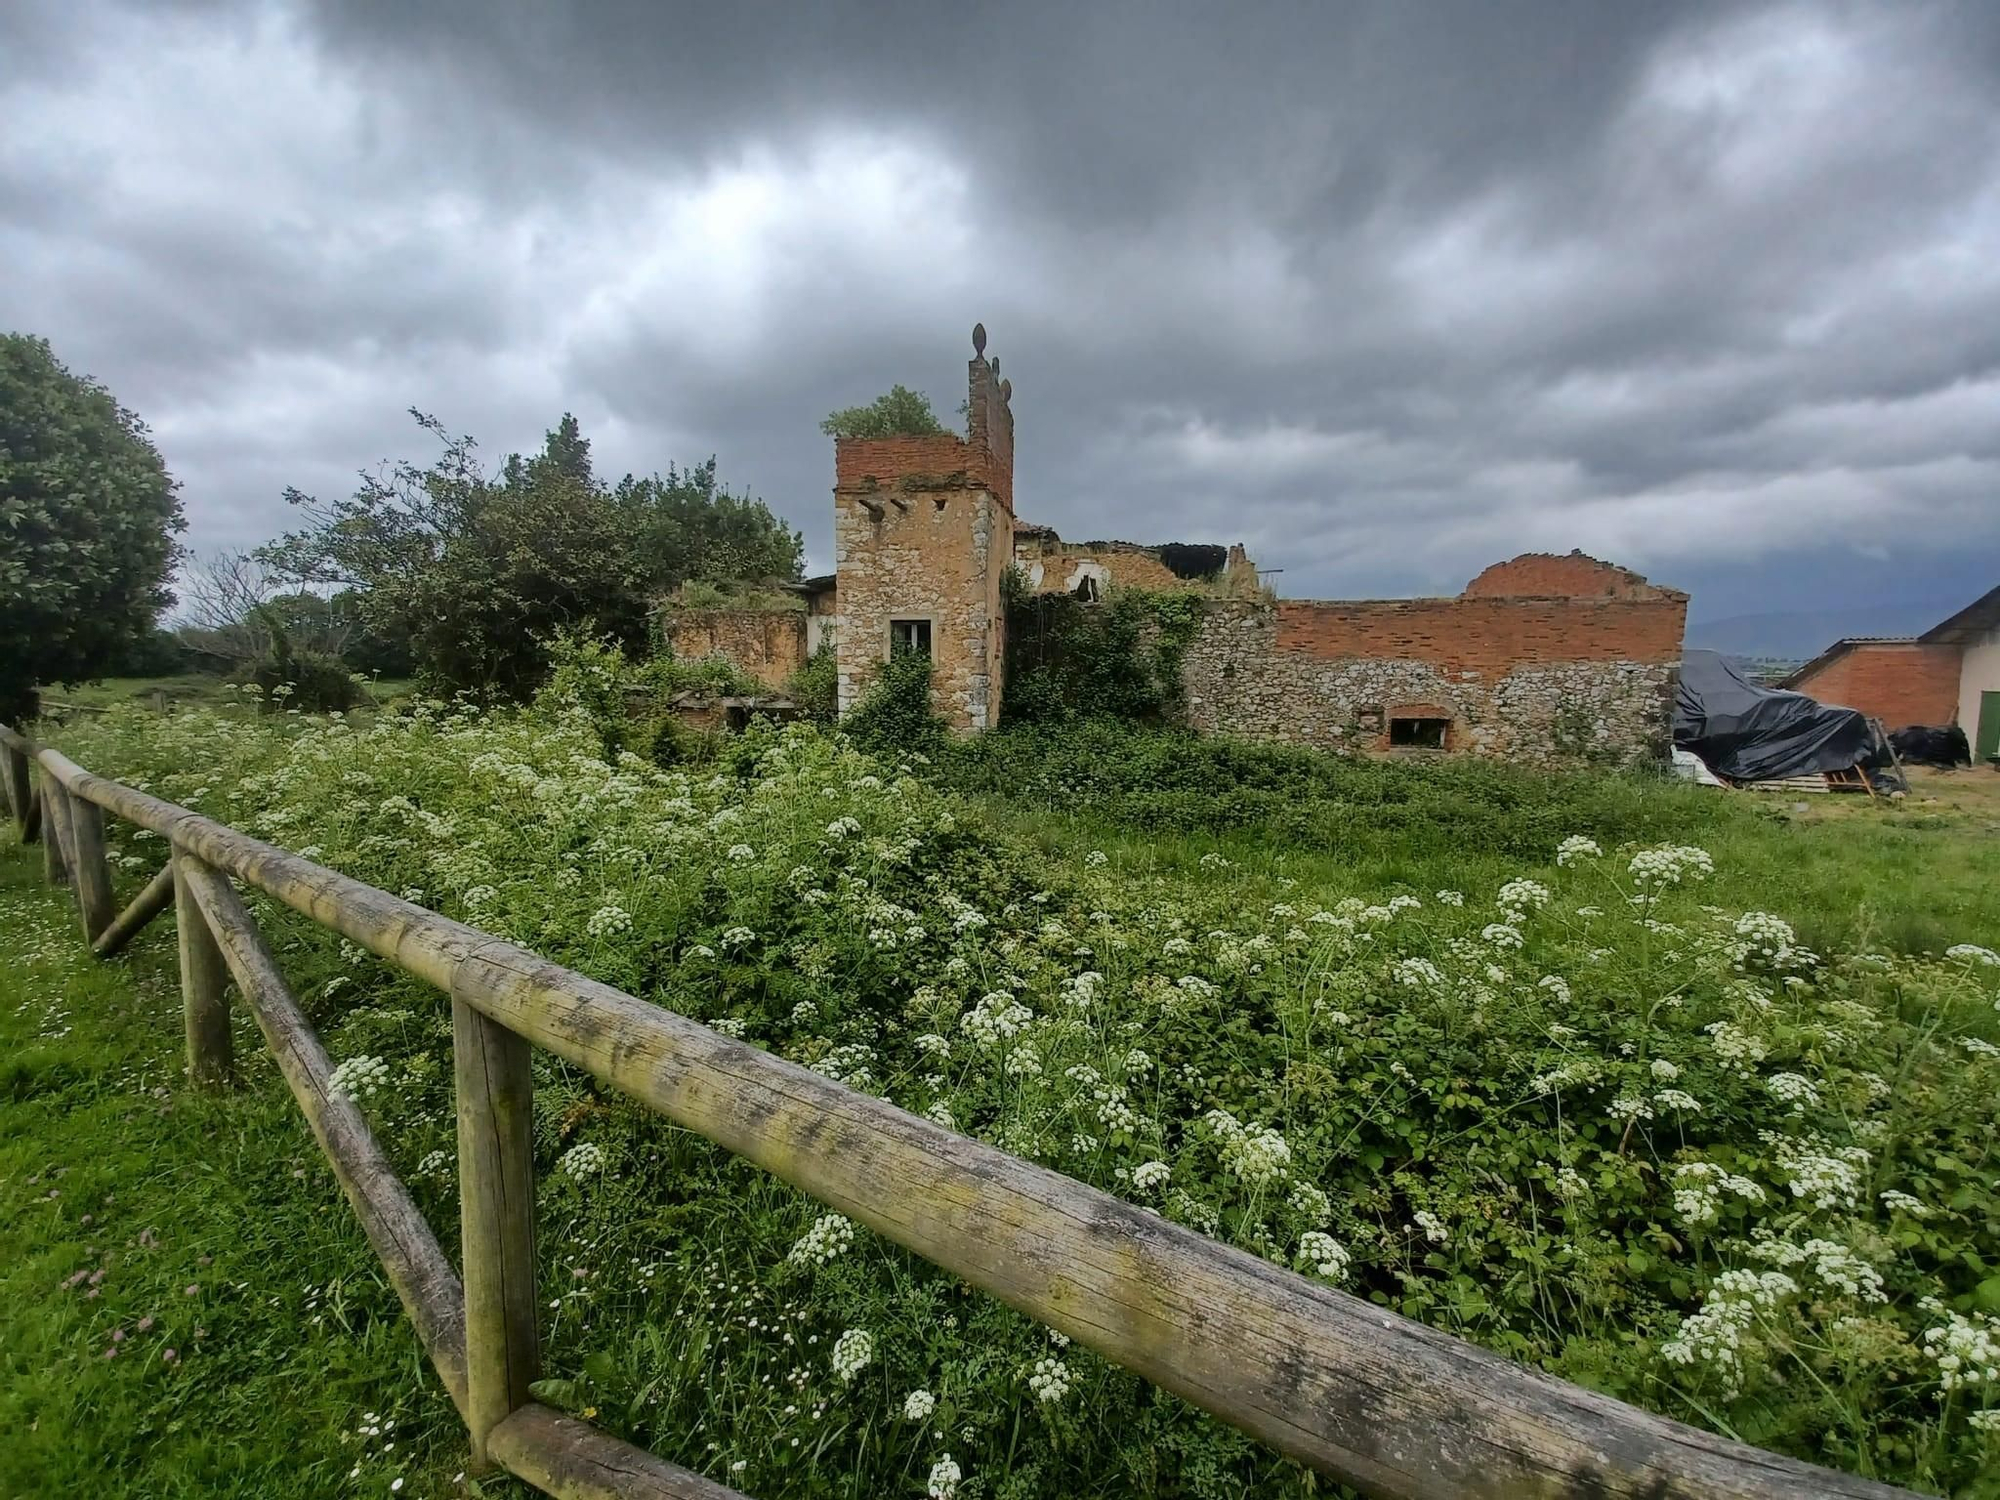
[1674,650,1879,782]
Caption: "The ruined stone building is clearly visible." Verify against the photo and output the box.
[662,325,1690,763]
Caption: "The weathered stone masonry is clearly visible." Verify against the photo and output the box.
[674,324,1691,764]
[831,337,1015,731]
[1179,555,1688,766]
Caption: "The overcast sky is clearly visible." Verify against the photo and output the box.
[4,0,1997,638]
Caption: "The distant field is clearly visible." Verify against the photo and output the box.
[46,674,417,715]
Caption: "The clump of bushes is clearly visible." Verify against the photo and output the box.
[841,647,945,761]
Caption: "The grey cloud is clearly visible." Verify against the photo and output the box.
[2,0,1997,637]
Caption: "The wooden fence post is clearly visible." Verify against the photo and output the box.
[65,793,117,941]
[1,740,26,839]
[454,999,539,1471]
[42,779,72,886]
[174,848,233,1086]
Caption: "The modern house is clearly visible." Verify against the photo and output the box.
[1783,584,2000,760]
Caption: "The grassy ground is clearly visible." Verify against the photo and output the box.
[7,712,1999,1497]
[0,840,475,1500]
[46,674,417,715]
[970,758,2000,960]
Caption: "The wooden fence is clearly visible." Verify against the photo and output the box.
[0,719,1918,1500]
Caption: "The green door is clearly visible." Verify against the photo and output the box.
[1979,691,2000,763]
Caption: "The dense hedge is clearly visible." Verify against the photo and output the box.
[945,719,1720,859]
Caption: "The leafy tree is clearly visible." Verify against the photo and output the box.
[0,334,185,721]
[819,384,946,440]
[268,410,802,700]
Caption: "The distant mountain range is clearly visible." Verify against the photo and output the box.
[1683,604,1945,662]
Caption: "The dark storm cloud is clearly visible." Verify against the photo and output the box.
[3,0,1997,637]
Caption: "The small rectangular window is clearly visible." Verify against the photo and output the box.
[1389,716,1448,750]
[890,618,932,657]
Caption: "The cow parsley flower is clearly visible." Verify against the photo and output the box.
[962,993,1032,1045]
[1661,1269,1797,1393]
[1412,1210,1449,1245]
[1670,1162,1764,1227]
[787,1214,855,1267]
[1496,879,1550,916]
[1027,1356,1072,1402]
[825,816,861,838]
[1393,958,1443,989]
[1481,923,1524,950]
[1435,890,1465,906]
[585,904,631,938]
[903,1389,937,1421]
[831,1328,874,1382]
[720,925,756,948]
[1288,1180,1332,1223]
[1922,1308,2000,1392]
[1297,1230,1350,1281]
[1132,1160,1171,1193]
[1629,845,1714,888]
[1880,1189,1930,1217]
[1004,1044,1043,1079]
[1765,1073,1820,1111]
[559,1142,608,1179]
[1205,1110,1291,1186]
[327,1055,389,1103]
[725,843,755,862]
[1555,835,1602,866]
[1945,944,2000,968]
[1704,1020,1768,1074]
[927,1453,961,1499]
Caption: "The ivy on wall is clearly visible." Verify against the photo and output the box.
[1000,568,1204,726]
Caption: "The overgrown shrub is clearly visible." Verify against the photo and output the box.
[841,647,945,761]
[236,646,361,714]
[785,640,838,724]
[1000,576,1200,725]
[819,385,945,439]
[947,719,1715,861]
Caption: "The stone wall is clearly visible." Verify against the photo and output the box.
[1785,641,1961,728]
[1180,572,1687,765]
[831,334,1014,731]
[1013,533,1261,598]
[661,609,807,690]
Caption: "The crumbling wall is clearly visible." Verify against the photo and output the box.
[832,331,1013,731]
[1013,533,1259,597]
[660,610,807,690]
[1179,563,1687,764]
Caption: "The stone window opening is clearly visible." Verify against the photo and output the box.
[889,618,932,658]
[1072,574,1100,602]
[1389,715,1449,750]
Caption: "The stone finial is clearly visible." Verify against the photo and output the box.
[972,322,987,357]
[1000,378,1012,401]
[990,356,999,377]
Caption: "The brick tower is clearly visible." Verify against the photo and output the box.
[831,325,1016,731]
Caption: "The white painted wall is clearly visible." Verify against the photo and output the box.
[1958,625,2000,752]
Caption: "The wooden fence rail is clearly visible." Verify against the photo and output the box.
[0,720,1918,1500]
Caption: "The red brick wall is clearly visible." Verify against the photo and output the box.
[1462,552,1670,600]
[1790,643,1961,728]
[1274,594,1688,676]
[833,433,993,494]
